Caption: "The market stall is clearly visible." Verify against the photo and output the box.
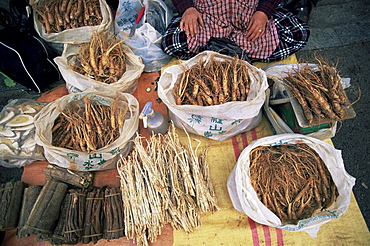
[0,54,369,246]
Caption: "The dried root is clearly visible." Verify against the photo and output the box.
[174,55,251,105]
[70,32,127,84]
[33,0,102,34]
[117,124,219,245]
[249,143,339,225]
[51,95,129,153]
[283,57,356,125]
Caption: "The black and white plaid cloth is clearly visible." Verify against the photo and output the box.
[161,7,310,62]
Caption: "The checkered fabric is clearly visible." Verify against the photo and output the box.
[261,8,310,62]
[161,7,310,62]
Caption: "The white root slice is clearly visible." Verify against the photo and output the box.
[0,143,16,155]
[5,115,34,127]
[20,105,37,114]
[22,137,36,149]
[5,131,21,141]
[0,137,13,147]
[0,128,16,138]
[11,124,35,131]
[0,111,15,124]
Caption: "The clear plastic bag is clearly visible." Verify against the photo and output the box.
[0,99,46,167]
[114,0,173,72]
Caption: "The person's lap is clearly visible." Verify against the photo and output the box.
[161,7,310,62]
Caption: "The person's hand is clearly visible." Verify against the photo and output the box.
[180,7,204,37]
[246,11,268,42]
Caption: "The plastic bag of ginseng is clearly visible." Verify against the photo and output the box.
[227,133,355,237]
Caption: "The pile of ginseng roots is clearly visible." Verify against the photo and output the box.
[32,0,102,33]
[174,56,251,106]
[117,124,219,246]
[70,32,127,84]
[283,59,352,125]
[52,95,129,153]
[249,143,339,225]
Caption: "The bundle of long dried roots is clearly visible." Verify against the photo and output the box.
[52,95,128,153]
[82,187,104,244]
[50,187,125,245]
[174,55,251,105]
[249,143,338,225]
[33,0,102,33]
[62,189,86,244]
[117,124,219,246]
[283,58,356,125]
[70,32,127,84]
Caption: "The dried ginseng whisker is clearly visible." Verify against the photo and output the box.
[249,143,339,225]
[117,124,219,245]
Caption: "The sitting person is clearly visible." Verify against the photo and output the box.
[161,0,310,62]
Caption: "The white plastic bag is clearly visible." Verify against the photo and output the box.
[158,51,268,141]
[114,0,172,35]
[0,99,46,167]
[122,23,172,72]
[227,133,356,237]
[54,42,144,94]
[34,90,139,171]
[30,0,113,44]
[114,0,173,72]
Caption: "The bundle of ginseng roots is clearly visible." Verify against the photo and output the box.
[38,187,124,245]
[283,59,354,125]
[117,125,219,246]
[33,0,102,33]
[174,56,251,106]
[52,95,128,153]
[70,32,127,84]
[249,143,339,225]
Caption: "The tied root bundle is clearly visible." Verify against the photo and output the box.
[52,95,129,153]
[117,125,219,246]
[33,0,102,33]
[16,185,125,245]
[249,143,338,225]
[0,181,26,231]
[174,55,251,106]
[70,32,127,84]
[44,164,94,188]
